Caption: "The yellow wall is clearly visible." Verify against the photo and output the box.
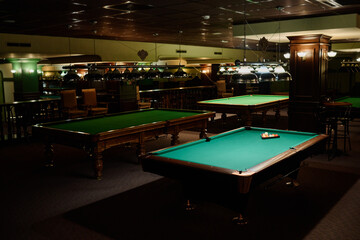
[0,33,277,64]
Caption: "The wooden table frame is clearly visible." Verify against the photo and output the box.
[32,109,215,179]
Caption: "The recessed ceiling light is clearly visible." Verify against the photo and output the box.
[72,2,87,7]
[71,10,85,14]
[103,2,153,11]
[202,15,210,20]
[212,32,222,35]
[3,19,16,23]
[72,19,82,23]
[221,40,228,43]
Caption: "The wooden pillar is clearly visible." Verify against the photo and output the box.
[287,34,330,132]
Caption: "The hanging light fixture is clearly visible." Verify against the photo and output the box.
[63,69,80,84]
[63,27,80,85]
[140,67,146,77]
[130,67,141,80]
[111,68,123,80]
[146,67,157,79]
[104,68,113,80]
[85,38,103,82]
[85,66,102,81]
[174,67,187,77]
[160,66,173,78]
[243,0,247,62]
[276,6,284,63]
[123,68,131,79]
[274,65,286,73]
[154,67,160,77]
[238,65,253,74]
[217,66,226,75]
[175,30,188,78]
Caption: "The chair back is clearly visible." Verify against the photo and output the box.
[82,88,98,107]
[136,85,141,102]
[216,80,226,95]
[60,90,78,109]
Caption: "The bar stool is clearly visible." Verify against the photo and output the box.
[315,106,336,156]
[323,101,352,159]
[337,105,352,153]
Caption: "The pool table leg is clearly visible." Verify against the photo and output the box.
[275,107,281,119]
[171,133,179,145]
[232,214,248,225]
[199,129,207,139]
[171,126,180,145]
[185,199,195,211]
[136,132,146,157]
[44,142,54,167]
[221,113,227,121]
[244,111,252,126]
[136,143,146,157]
[262,110,267,123]
[88,146,103,180]
[233,193,250,225]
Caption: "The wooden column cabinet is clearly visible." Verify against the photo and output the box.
[287,34,330,132]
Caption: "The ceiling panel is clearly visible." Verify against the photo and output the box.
[0,0,359,49]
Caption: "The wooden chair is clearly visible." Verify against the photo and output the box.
[81,88,108,116]
[216,80,234,98]
[136,85,152,109]
[60,90,88,119]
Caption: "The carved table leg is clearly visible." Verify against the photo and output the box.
[136,143,146,157]
[136,132,146,163]
[89,146,103,180]
[221,113,227,121]
[171,133,179,145]
[199,121,208,139]
[262,110,267,123]
[232,214,248,225]
[275,107,281,119]
[199,128,207,139]
[244,111,252,126]
[185,199,195,211]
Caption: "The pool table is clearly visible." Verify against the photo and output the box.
[197,94,289,125]
[141,126,327,223]
[335,96,360,117]
[32,109,215,179]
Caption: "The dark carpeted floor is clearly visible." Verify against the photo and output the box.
[2,111,360,240]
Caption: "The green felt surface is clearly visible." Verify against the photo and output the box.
[336,97,360,108]
[152,127,318,172]
[46,110,202,135]
[199,95,288,105]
